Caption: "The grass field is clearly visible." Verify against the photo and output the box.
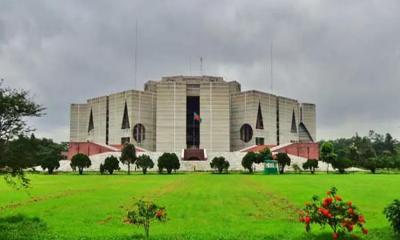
[0,172,399,240]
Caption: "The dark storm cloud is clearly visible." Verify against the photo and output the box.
[1,0,399,142]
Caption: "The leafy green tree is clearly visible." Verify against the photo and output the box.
[0,81,44,161]
[331,157,352,174]
[241,152,257,173]
[120,144,136,175]
[320,142,337,173]
[38,138,64,174]
[255,147,272,164]
[157,153,180,174]
[126,200,167,239]
[0,80,44,188]
[276,152,291,174]
[70,153,91,175]
[1,135,39,173]
[136,154,154,174]
[384,133,397,155]
[302,159,318,174]
[102,156,120,174]
[210,156,230,173]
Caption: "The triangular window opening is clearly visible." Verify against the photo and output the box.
[121,102,130,129]
[256,102,264,129]
[88,108,94,132]
[291,109,297,133]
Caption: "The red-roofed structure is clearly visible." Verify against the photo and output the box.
[67,142,145,159]
[242,142,319,159]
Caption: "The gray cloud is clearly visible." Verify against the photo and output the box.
[1,0,399,142]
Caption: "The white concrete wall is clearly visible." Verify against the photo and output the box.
[57,151,351,173]
[87,96,107,144]
[231,91,277,151]
[277,97,300,144]
[156,80,186,152]
[200,81,231,152]
[301,103,316,141]
[70,103,89,142]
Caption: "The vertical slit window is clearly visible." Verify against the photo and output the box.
[256,102,264,129]
[88,108,94,132]
[121,101,130,129]
[291,109,297,133]
[133,124,145,143]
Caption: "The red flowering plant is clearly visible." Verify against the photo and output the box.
[126,200,167,239]
[299,187,368,239]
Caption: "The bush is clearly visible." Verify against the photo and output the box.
[157,153,180,174]
[126,200,167,239]
[276,152,291,174]
[384,199,400,236]
[102,156,120,174]
[210,156,230,174]
[299,187,368,239]
[242,152,257,173]
[40,157,60,174]
[331,158,352,174]
[303,159,319,174]
[70,153,91,175]
[136,155,154,174]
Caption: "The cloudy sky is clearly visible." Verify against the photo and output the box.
[1,0,399,143]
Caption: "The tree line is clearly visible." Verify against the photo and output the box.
[320,131,400,173]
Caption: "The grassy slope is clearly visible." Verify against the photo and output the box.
[0,172,398,239]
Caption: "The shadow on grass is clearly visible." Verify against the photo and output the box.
[0,214,47,240]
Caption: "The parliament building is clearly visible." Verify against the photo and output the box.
[69,76,316,160]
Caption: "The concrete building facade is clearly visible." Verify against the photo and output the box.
[69,75,316,159]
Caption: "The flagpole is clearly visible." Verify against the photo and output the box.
[193,113,195,148]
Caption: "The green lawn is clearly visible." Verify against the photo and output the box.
[0,172,398,239]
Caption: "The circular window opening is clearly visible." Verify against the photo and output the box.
[240,124,253,143]
[133,124,145,143]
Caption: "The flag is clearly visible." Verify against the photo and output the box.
[193,112,202,123]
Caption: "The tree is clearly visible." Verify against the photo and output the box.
[384,133,397,155]
[210,156,230,173]
[320,142,337,173]
[1,135,39,173]
[331,158,352,174]
[302,159,318,174]
[120,144,136,175]
[242,152,257,173]
[38,138,64,174]
[0,81,44,188]
[255,147,272,164]
[157,153,180,174]
[102,156,120,174]
[70,153,91,175]
[0,81,44,164]
[136,154,154,174]
[276,152,291,174]
[126,200,167,239]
